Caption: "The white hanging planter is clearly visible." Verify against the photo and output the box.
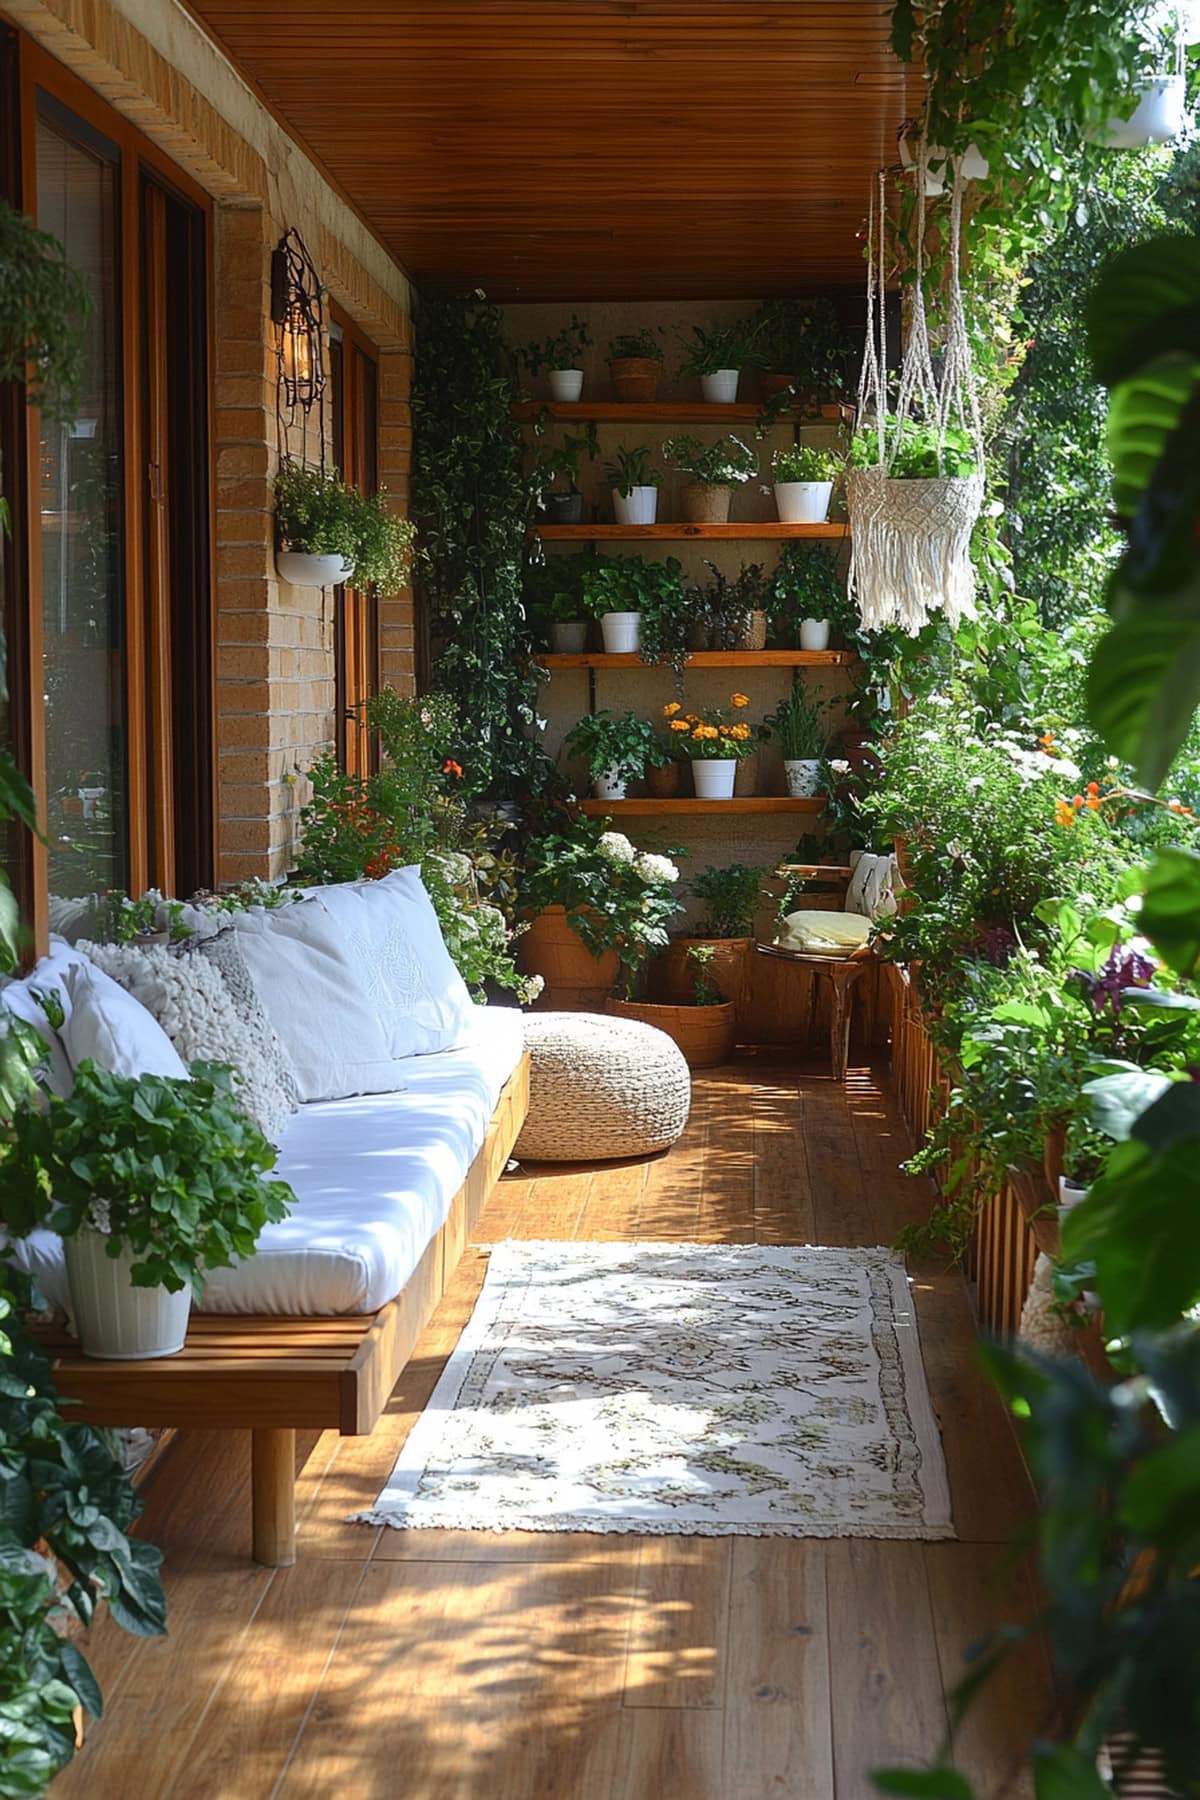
[65,1229,192,1360]
[774,479,833,524]
[847,467,984,633]
[612,486,658,525]
[549,368,584,402]
[1100,75,1187,148]
[550,620,588,653]
[783,759,823,799]
[799,618,831,652]
[600,610,642,654]
[592,766,628,801]
[897,134,989,195]
[701,369,740,404]
[276,549,354,587]
[692,759,737,799]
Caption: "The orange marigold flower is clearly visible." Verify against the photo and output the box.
[731,692,750,709]
[1086,796,1100,811]
[685,713,700,725]
[669,718,690,732]
[663,701,682,717]
[441,758,464,779]
[1054,799,1076,829]
[1038,732,1056,751]
[731,722,752,740]
[1086,781,1100,796]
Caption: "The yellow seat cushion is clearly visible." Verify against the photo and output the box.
[774,910,873,958]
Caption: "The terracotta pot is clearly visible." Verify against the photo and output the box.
[646,761,681,799]
[1042,1119,1069,1192]
[608,357,661,402]
[519,905,619,1009]
[605,995,736,1068]
[734,750,759,796]
[737,609,767,651]
[758,372,796,402]
[681,483,733,524]
[657,938,753,1018]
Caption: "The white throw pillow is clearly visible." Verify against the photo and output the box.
[309,867,477,1057]
[230,900,412,1101]
[62,961,189,1080]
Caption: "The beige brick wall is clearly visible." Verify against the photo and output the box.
[6,0,416,883]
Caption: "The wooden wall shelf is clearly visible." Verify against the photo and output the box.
[533,522,849,541]
[540,650,855,669]
[514,401,853,424]
[578,797,824,817]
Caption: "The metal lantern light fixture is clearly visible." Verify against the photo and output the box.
[270,228,325,416]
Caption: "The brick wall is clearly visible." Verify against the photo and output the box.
[6,0,416,883]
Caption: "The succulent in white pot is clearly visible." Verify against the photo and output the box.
[772,443,841,524]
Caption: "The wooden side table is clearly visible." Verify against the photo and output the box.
[755,942,869,1082]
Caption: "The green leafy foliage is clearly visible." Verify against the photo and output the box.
[675,317,762,377]
[661,433,757,486]
[770,541,858,644]
[764,677,830,760]
[770,443,840,483]
[518,315,591,374]
[603,444,657,496]
[563,710,659,785]
[606,329,664,362]
[273,462,414,589]
[519,818,682,995]
[849,419,979,479]
[688,863,766,938]
[747,297,857,394]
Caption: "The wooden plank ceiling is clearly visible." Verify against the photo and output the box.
[187,1,918,300]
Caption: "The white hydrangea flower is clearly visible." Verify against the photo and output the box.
[634,852,680,885]
[597,831,636,864]
[828,759,851,776]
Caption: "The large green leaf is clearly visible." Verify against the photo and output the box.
[1139,847,1200,977]
[1085,589,1200,790]
[1086,235,1200,388]
[1062,1139,1200,1335]
[1106,353,1200,518]
[1085,1065,1171,1140]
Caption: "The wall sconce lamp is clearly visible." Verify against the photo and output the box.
[270,228,325,415]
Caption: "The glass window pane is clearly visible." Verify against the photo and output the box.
[36,109,127,904]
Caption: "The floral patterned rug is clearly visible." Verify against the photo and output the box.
[355,1240,954,1539]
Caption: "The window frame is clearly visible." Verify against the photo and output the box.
[328,303,380,777]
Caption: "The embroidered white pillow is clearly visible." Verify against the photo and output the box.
[229,900,412,1101]
[308,867,476,1057]
[61,961,189,1080]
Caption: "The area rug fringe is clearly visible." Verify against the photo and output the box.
[352,1507,954,1539]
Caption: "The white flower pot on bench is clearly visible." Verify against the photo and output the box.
[65,1229,192,1360]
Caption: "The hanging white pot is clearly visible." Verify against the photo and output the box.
[612,486,658,525]
[774,479,833,524]
[1100,75,1187,148]
[65,1229,192,1360]
[799,618,831,652]
[784,759,822,799]
[701,369,740,404]
[549,368,584,402]
[550,620,588,653]
[897,134,989,194]
[692,758,737,799]
[600,610,642,654]
[276,549,354,587]
[592,766,628,801]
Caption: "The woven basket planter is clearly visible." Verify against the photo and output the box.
[646,761,682,799]
[847,466,984,632]
[519,906,618,1010]
[736,608,768,651]
[608,357,661,402]
[681,483,732,524]
[605,995,737,1068]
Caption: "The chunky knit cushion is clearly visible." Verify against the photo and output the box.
[77,938,300,1143]
[516,1011,690,1163]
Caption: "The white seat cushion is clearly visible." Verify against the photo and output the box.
[11,1005,525,1318]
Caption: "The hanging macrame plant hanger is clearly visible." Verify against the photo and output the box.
[847,151,985,634]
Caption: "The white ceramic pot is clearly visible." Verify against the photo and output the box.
[784,759,822,799]
[692,759,737,799]
[1057,1177,1089,1224]
[612,486,658,525]
[600,610,641,654]
[799,618,831,652]
[1101,76,1187,148]
[65,1229,192,1360]
[774,479,834,524]
[701,369,740,404]
[276,550,354,587]
[592,767,628,801]
[550,621,588,654]
[549,368,584,402]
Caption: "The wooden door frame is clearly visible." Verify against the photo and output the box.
[329,302,380,776]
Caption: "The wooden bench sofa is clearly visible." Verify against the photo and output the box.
[36,1053,530,1567]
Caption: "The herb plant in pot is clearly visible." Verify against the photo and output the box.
[520,314,592,402]
[525,550,591,653]
[645,723,684,798]
[606,444,659,525]
[675,692,758,799]
[771,540,853,651]
[662,433,757,524]
[563,708,659,801]
[675,317,761,404]
[607,329,665,403]
[0,1061,293,1359]
[535,427,598,526]
[659,861,766,1017]
[581,552,685,656]
[749,297,856,408]
[772,444,841,524]
[274,462,359,586]
[766,678,829,798]
[610,943,736,1068]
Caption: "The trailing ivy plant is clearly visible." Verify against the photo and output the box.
[411,292,559,802]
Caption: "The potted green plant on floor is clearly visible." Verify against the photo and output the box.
[766,678,830,797]
[662,433,757,524]
[563,709,660,800]
[607,328,665,402]
[0,1061,293,1359]
[581,552,686,656]
[675,317,762,404]
[771,443,842,524]
[606,443,659,525]
[771,541,856,651]
[609,943,737,1067]
[659,861,767,1014]
[520,315,592,402]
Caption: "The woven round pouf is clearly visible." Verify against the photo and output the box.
[516,1011,691,1163]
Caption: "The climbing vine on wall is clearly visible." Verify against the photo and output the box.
[410,292,558,803]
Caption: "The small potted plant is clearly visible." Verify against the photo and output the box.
[520,315,592,402]
[563,708,659,801]
[765,678,830,797]
[659,861,766,1016]
[772,443,841,523]
[691,559,770,651]
[606,444,659,525]
[609,943,736,1067]
[581,552,685,656]
[274,463,414,590]
[662,433,757,524]
[676,692,758,799]
[675,317,761,404]
[0,1060,293,1359]
[607,328,666,403]
[646,721,685,799]
[525,551,591,653]
[749,297,857,408]
[771,540,855,651]
[535,426,599,526]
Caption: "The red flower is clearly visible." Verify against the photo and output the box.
[442,759,464,779]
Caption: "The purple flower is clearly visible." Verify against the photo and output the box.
[971,923,1018,967]
[1077,947,1156,1019]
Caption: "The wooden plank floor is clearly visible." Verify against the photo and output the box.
[57,1053,1048,1800]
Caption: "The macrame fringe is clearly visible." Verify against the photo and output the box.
[847,469,983,634]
